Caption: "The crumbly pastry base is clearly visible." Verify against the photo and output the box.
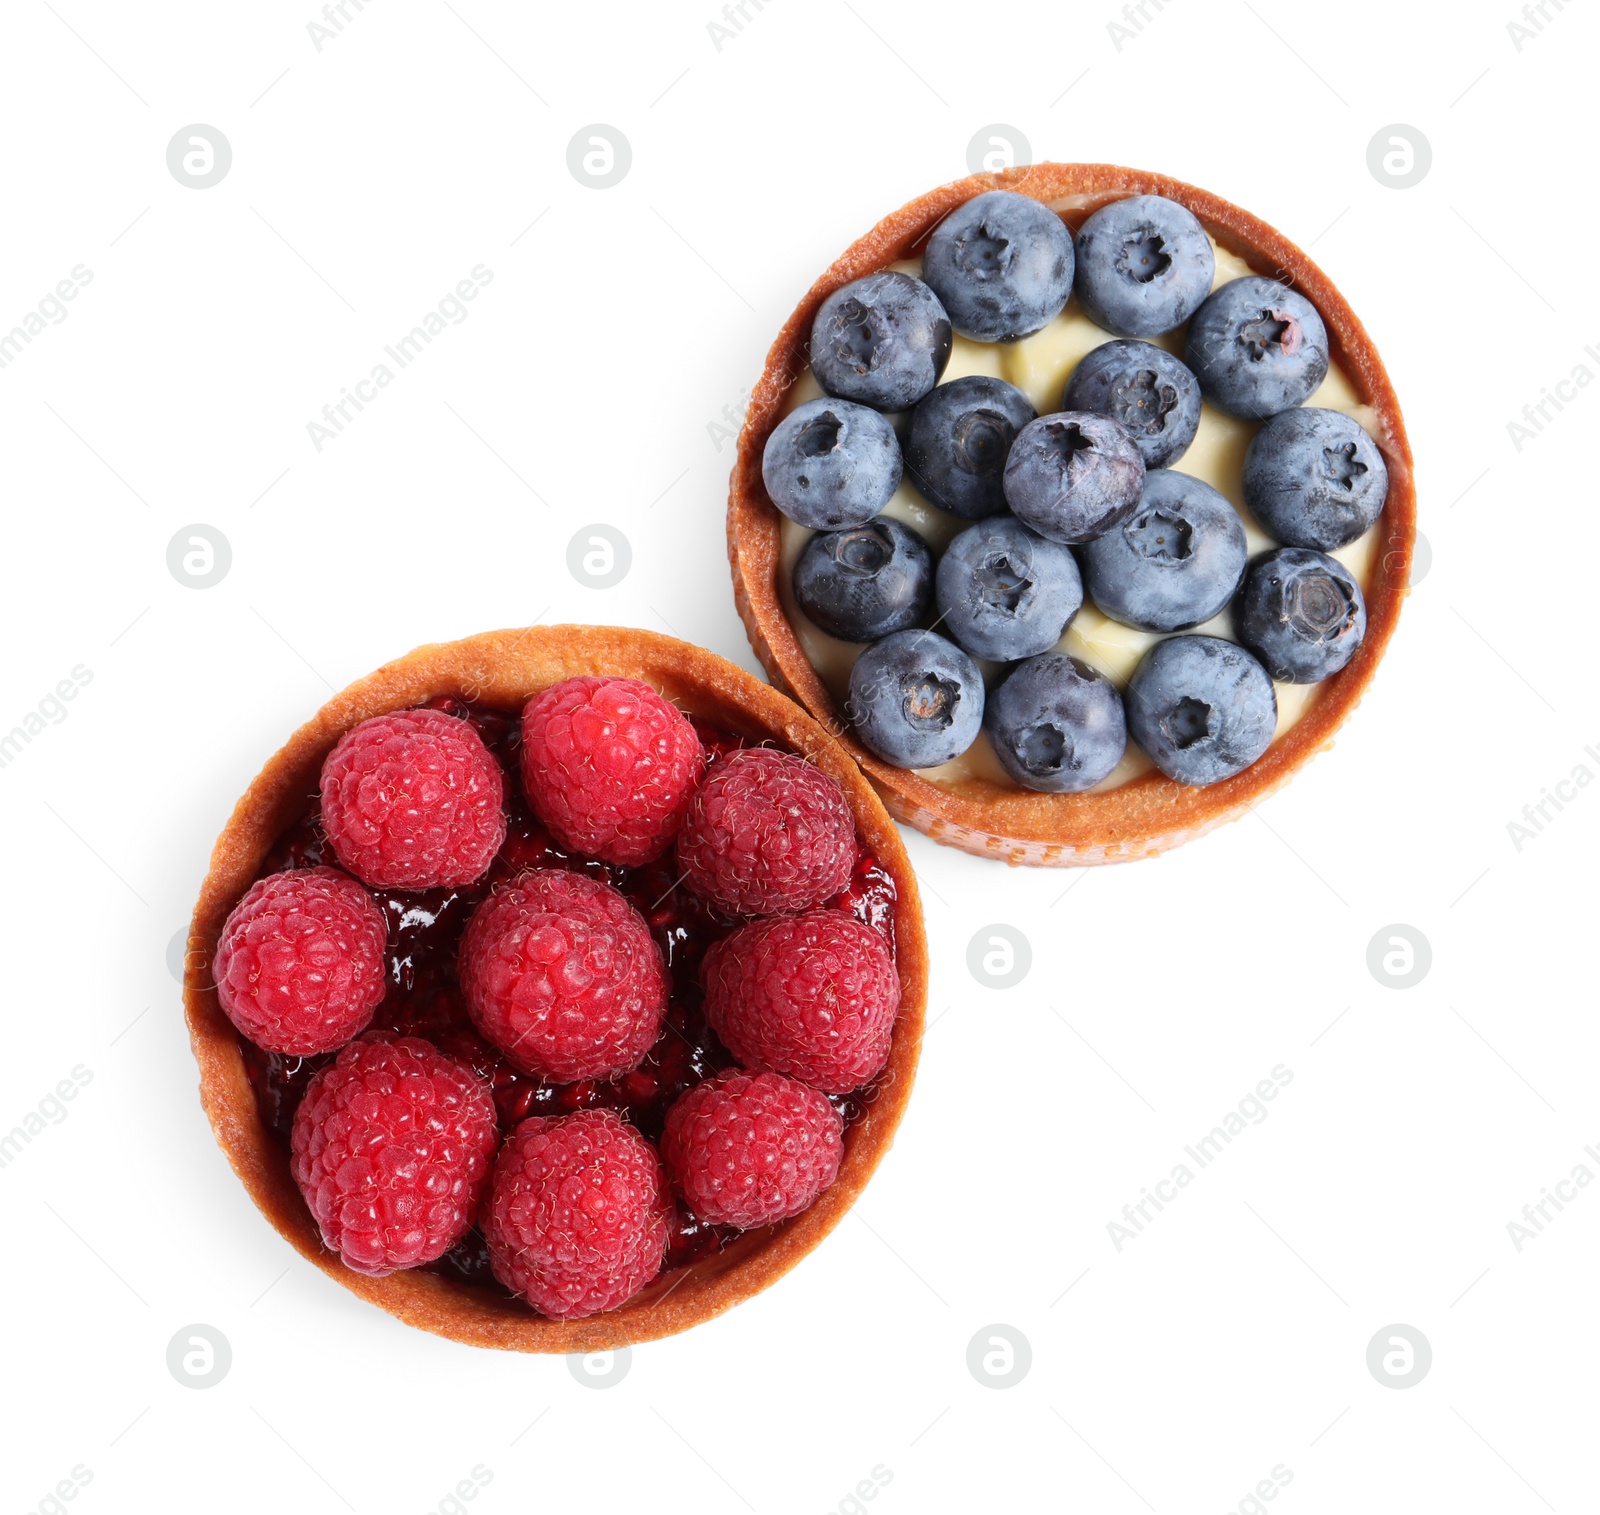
[183,625,928,1351]
[728,163,1417,866]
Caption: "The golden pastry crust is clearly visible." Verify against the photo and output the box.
[728,163,1416,865]
[183,625,927,1351]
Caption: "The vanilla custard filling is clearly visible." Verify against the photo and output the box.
[775,235,1385,792]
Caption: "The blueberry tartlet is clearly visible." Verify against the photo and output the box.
[729,165,1415,866]
[182,627,927,1351]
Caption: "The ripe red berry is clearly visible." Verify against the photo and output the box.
[484,1108,670,1319]
[676,747,856,916]
[320,709,506,890]
[458,869,667,1082]
[702,911,899,1094]
[662,1069,844,1228]
[520,676,705,867]
[214,866,387,1056]
[290,1033,499,1277]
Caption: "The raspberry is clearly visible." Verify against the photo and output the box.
[289,1033,499,1276]
[214,866,387,1056]
[520,676,705,867]
[702,911,898,1094]
[484,1109,670,1319]
[676,747,857,916]
[320,709,506,890]
[662,1069,844,1228]
[458,869,667,1082]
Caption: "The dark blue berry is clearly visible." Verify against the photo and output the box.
[761,397,902,530]
[793,518,933,643]
[934,515,1082,662]
[810,271,952,411]
[1235,547,1367,683]
[1061,340,1202,469]
[1184,276,1329,419]
[1079,469,1247,632]
[906,376,1036,521]
[985,653,1126,793]
[1002,412,1146,545]
[921,191,1075,342]
[1125,635,1276,786]
[847,629,984,768]
[1242,408,1389,551]
[1073,195,1215,338]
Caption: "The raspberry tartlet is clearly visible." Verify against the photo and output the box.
[183,627,926,1352]
[728,164,1416,866]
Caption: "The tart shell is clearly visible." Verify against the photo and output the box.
[728,163,1416,866]
[183,625,928,1352]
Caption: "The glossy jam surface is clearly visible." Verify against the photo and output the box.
[238,698,897,1284]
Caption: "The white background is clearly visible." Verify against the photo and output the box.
[1,1,1595,1511]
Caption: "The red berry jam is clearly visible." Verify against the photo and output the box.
[239,699,895,1295]
[827,848,898,956]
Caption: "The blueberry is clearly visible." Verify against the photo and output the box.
[906,376,1037,520]
[1124,635,1276,786]
[935,515,1083,662]
[761,397,902,530]
[847,628,984,768]
[1073,195,1216,338]
[793,518,933,643]
[1183,276,1329,419]
[810,271,952,411]
[1236,547,1367,683]
[1242,407,1389,551]
[985,653,1126,793]
[921,190,1075,342]
[1061,340,1202,469]
[1079,469,1247,633]
[1002,412,1146,545]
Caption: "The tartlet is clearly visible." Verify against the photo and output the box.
[182,625,927,1351]
[728,163,1416,866]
